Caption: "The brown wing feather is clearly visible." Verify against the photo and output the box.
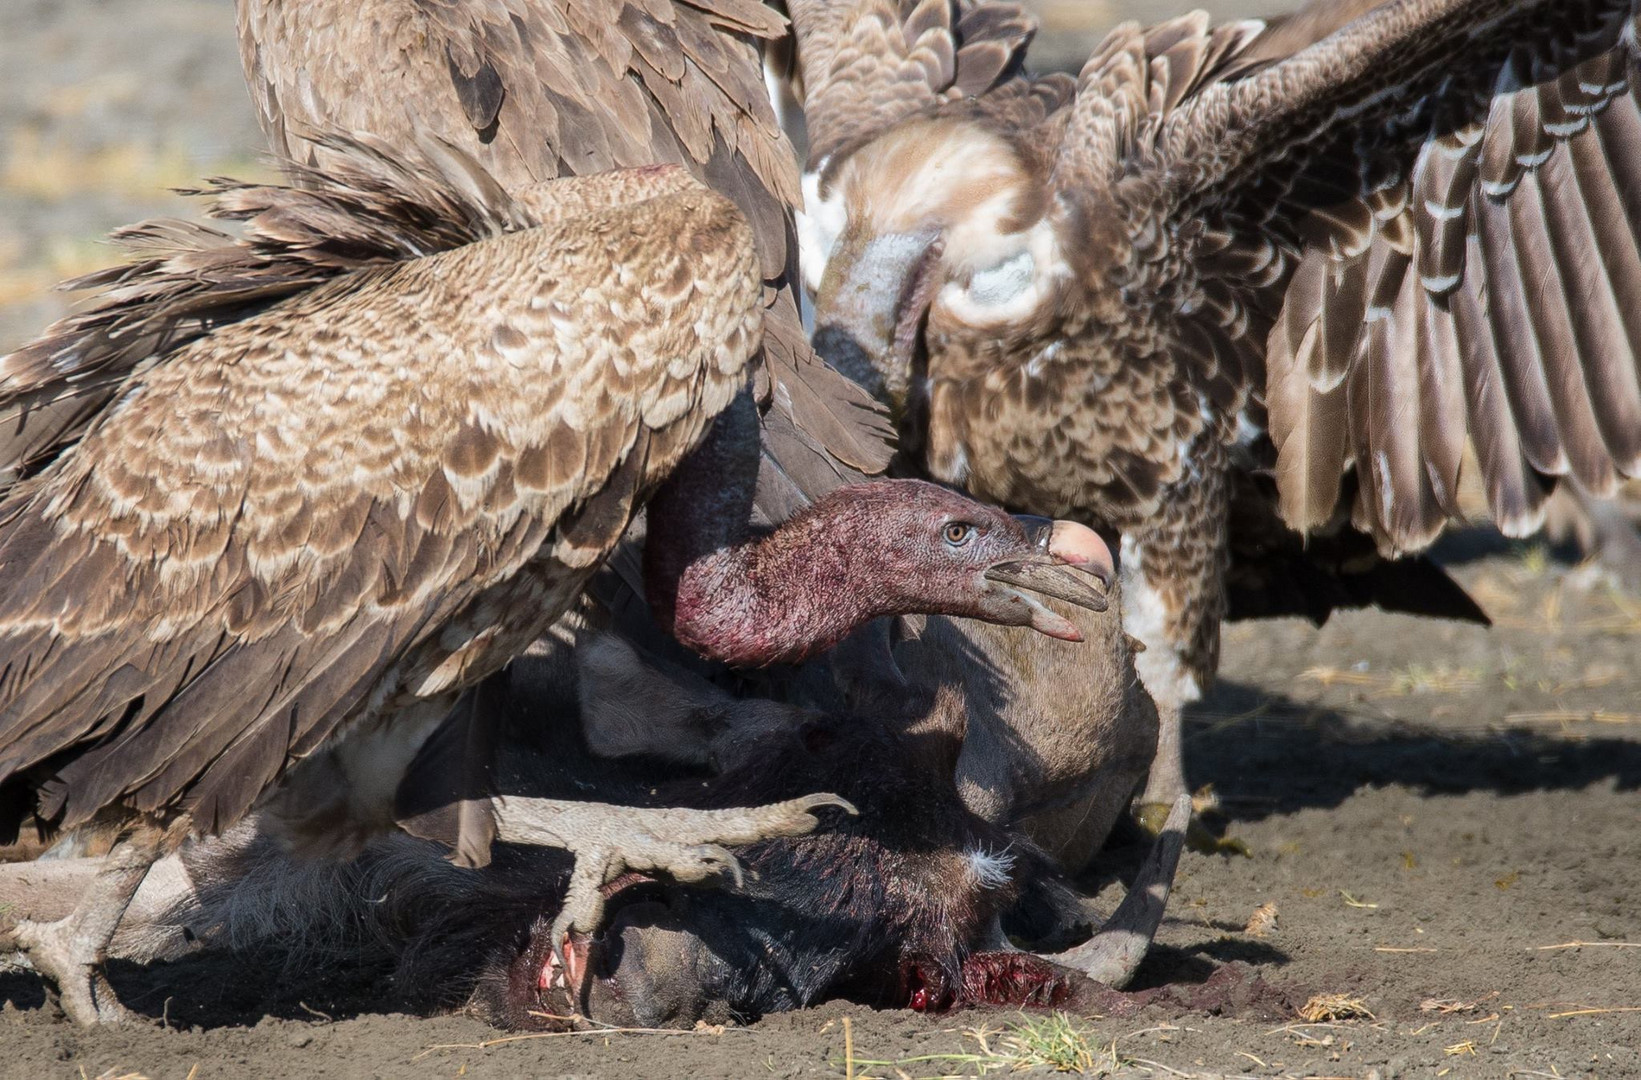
[1268,253,1348,531]
[238,0,793,271]
[1151,0,1641,551]
[1538,122,1641,470]
[0,133,529,490]
[1506,162,1616,494]
[1416,296,1468,521]
[1452,226,1554,533]
[0,158,762,839]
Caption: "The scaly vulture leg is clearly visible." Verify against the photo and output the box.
[6,825,165,1024]
[1137,699,1188,812]
[1554,482,1641,592]
[1135,720,1245,856]
[490,793,856,960]
[1128,471,1247,855]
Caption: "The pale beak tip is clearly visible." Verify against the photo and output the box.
[1048,521,1115,583]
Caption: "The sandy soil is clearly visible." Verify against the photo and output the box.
[2,2,1639,1079]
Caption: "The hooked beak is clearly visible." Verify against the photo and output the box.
[811,224,944,403]
[983,518,1115,641]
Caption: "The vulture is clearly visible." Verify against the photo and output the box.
[794,0,1640,822]
[0,137,1113,1023]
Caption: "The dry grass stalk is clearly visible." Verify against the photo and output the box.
[411,1019,739,1061]
[1298,666,1378,688]
[1505,710,1641,727]
[1547,1006,1641,1019]
[1420,992,1499,1014]
[1299,994,1376,1023]
[1244,902,1279,938]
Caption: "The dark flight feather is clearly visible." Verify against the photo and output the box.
[1165,0,1641,550]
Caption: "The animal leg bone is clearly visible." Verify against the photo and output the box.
[3,827,165,1024]
[1041,793,1188,989]
[490,793,856,958]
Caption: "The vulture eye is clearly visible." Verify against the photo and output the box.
[943,522,976,546]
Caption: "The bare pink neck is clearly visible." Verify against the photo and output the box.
[642,392,886,666]
[651,507,888,667]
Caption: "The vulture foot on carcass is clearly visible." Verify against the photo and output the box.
[789,0,1639,829]
[0,139,1108,1023]
[489,791,857,960]
[3,825,173,1023]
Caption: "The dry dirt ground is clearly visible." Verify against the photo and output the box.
[2,2,1639,1079]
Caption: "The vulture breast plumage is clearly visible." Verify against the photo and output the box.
[795,0,1640,815]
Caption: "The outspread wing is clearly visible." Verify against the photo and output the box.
[0,152,762,840]
[236,0,892,495]
[1154,0,1641,552]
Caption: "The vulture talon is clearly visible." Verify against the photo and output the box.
[3,829,165,1026]
[494,793,856,943]
[10,917,135,1025]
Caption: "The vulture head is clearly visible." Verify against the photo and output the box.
[803,115,1064,405]
[661,477,1112,668]
[806,478,1112,636]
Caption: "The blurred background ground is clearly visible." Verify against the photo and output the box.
[0,0,264,351]
[1,3,1638,1079]
[1027,1,1275,70]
